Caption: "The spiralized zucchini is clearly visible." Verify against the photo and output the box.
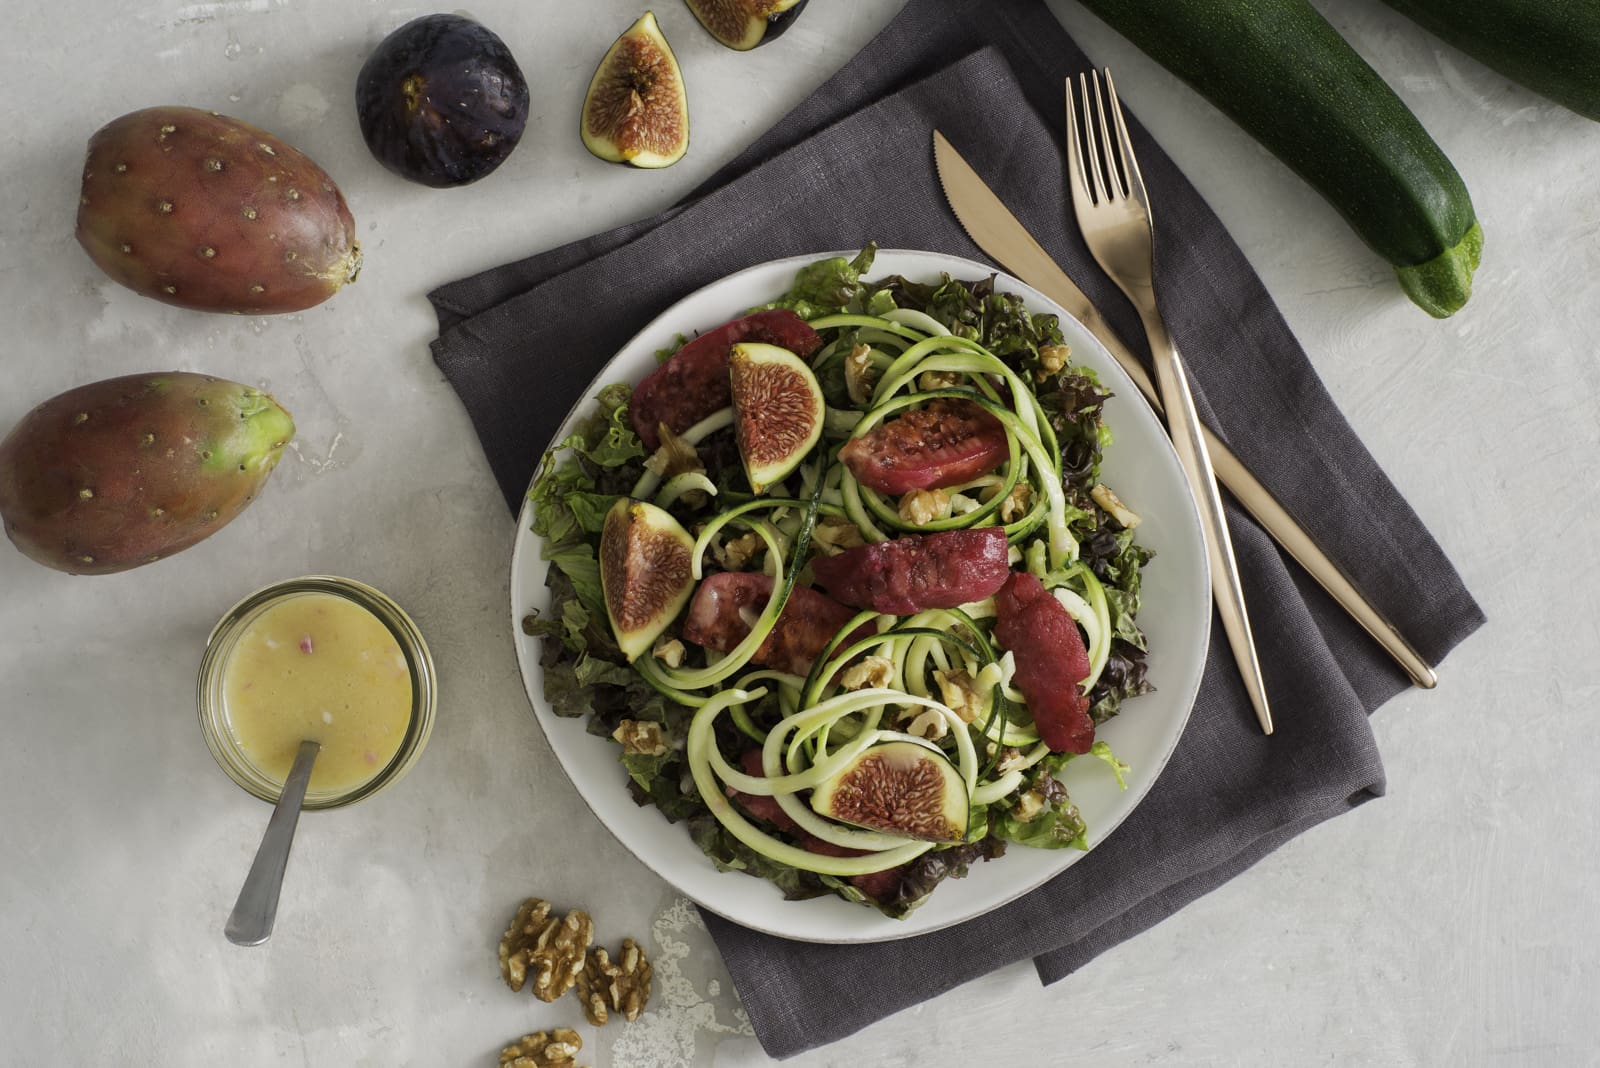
[618,309,1136,881]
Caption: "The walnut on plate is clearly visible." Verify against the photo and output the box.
[898,487,951,526]
[498,1028,585,1068]
[612,718,669,757]
[576,938,653,1026]
[498,898,595,1002]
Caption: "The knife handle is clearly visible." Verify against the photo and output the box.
[1085,310,1437,689]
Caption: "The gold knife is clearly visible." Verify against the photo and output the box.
[932,130,1437,689]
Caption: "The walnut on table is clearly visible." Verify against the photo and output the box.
[575,938,653,1026]
[498,1028,586,1068]
[498,898,595,1002]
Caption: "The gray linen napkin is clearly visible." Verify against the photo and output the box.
[429,0,1484,1057]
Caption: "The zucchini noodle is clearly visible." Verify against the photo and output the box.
[685,687,936,876]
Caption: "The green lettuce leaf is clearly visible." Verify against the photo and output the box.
[761,243,878,319]
[1088,740,1130,789]
[620,748,674,794]
[543,542,605,622]
[687,817,831,900]
[992,760,1088,850]
[655,332,690,364]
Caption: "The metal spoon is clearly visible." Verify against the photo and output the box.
[225,739,319,946]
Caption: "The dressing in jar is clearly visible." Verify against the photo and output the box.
[198,576,435,808]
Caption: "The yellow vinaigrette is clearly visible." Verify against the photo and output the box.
[222,592,412,794]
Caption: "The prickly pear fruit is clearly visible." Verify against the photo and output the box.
[76,107,360,314]
[0,373,294,575]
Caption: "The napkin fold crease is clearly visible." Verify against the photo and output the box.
[428,0,1483,1057]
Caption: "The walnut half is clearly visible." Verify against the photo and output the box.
[576,938,653,1026]
[612,719,669,757]
[499,1029,585,1068]
[498,898,595,1002]
[898,487,951,526]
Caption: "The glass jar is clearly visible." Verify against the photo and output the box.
[197,575,436,809]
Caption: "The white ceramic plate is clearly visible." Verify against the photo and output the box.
[509,250,1209,943]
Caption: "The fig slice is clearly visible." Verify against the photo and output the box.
[810,740,969,843]
[685,0,809,51]
[581,11,689,169]
[599,498,696,661]
[729,342,824,494]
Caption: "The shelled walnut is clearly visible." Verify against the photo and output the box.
[839,655,894,691]
[498,1028,585,1068]
[612,719,668,757]
[844,342,877,404]
[498,898,595,1001]
[933,668,985,724]
[575,938,653,1025]
[1037,343,1070,376]
[898,487,950,526]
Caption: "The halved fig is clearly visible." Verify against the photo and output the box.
[840,399,1010,495]
[631,309,821,449]
[685,0,809,50]
[810,527,1011,614]
[581,11,689,168]
[729,342,824,494]
[810,740,969,843]
[600,498,696,661]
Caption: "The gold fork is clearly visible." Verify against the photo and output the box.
[1066,69,1272,735]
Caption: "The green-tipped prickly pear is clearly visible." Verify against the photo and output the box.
[76,106,360,314]
[0,373,294,575]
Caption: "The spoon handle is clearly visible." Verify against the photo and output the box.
[225,739,320,946]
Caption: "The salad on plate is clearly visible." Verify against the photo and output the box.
[523,246,1156,919]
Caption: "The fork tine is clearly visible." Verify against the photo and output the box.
[1063,77,1091,205]
[1077,73,1110,204]
[1089,70,1125,201]
[1103,69,1147,209]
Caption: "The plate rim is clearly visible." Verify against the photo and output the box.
[508,248,1209,943]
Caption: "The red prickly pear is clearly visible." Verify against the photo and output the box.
[0,372,294,575]
[76,107,359,314]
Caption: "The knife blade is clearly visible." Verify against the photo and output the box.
[932,130,1437,688]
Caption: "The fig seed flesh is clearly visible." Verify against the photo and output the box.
[582,12,689,168]
[685,0,809,50]
[810,740,969,843]
[728,342,824,494]
[600,498,696,661]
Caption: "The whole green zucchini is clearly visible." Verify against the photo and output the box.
[1076,0,1482,318]
[1382,0,1600,121]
